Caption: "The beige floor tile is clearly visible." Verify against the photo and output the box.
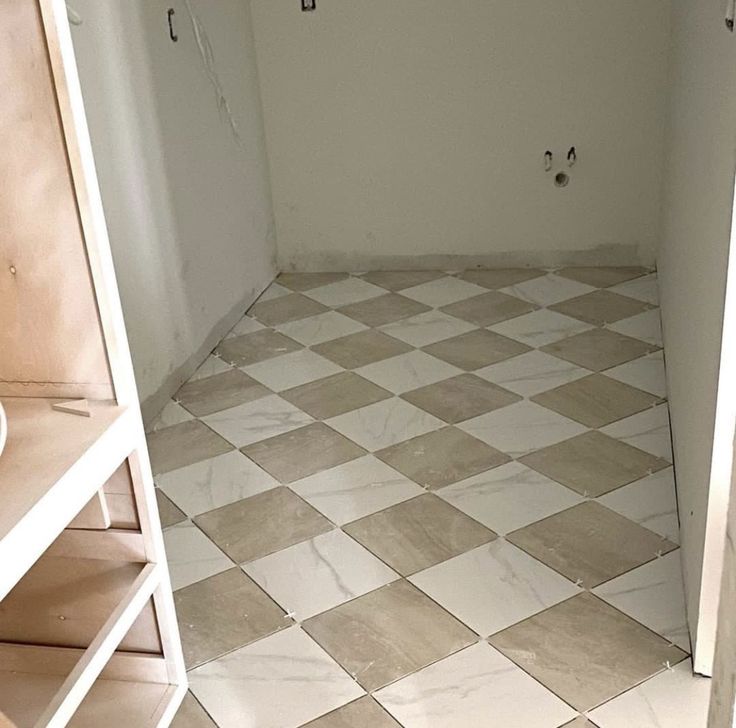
[278,272,349,292]
[216,329,302,367]
[171,693,217,727]
[422,329,530,370]
[489,592,686,711]
[174,567,290,668]
[250,293,329,326]
[561,719,599,728]
[550,290,654,326]
[157,489,187,528]
[281,372,392,420]
[312,329,413,369]
[507,502,677,588]
[344,493,496,575]
[458,268,545,289]
[520,431,670,497]
[376,426,510,489]
[541,328,658,372]
[176,369,271,417]
[556,266,650,288]
[338,293,431,327]
[531,374,662,427]
[302,580,476,690]
[195,487,334,563]
[402,374,522,424]
[440,291,538,326]
[147,420,234,475]
[242,422,365,483]
[301,696,401,728]
[361,270,446,291]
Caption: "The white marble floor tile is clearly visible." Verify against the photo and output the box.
[609,273,660,305]
[163,520,233,591]
[305,278,386,307]
[327,398,443,451]
[276,311,367,346]
[598,467,679,544]
[258,282,291,301]
[459,401,587,457]
[401,277,487,307]
[437,462,584,534]
[606,351,667,398]
[146,400,193,432]
[500,273,596,307]
[593,551,689,651]
[357,351,463,394]
[477,350,590,397]
[609,309,663,346]
[156,450,279,516]
[411,540,581,636]
[290,455,424,524]
[374,642,577,728]
[380,310,476,347]
[243,530,398,621]
[226,315,266,338]
[602,404,673,461]
[588,659,710,728]
[489,309,593,348]
[189,354,232,381]
[202,395,314,448]
[243,349,343,391]
[190,626,364,728]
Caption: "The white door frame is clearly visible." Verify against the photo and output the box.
[699,165,736,676]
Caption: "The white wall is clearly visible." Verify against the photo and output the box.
[250,0,670,271]
[658,0,736,674]
[70,0,277,418]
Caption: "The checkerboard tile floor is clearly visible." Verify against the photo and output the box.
[147,269,711,728]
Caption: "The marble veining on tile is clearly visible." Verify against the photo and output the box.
[498,272,595,306]
[437,461,583,534]
[410,539,581,636]
[156,450,278,516]
[374,641,577,728]
[202,394,314,448]
[243,529,398,621]
[189,626,365,728]
[290,455,424,524]
[587,659,710,728]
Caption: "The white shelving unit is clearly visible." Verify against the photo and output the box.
[0,1,186,725]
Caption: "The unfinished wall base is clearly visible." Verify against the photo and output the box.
[279,243,652,273]
[140,275,274,425]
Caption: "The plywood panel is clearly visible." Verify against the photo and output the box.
[0,0,111,397]
[0,556,161,654]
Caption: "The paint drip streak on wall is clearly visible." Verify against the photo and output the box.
[183,0,244,148]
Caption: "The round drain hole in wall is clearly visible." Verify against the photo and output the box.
[554,172,570,188]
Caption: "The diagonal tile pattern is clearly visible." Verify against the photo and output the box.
[151,270,704,728]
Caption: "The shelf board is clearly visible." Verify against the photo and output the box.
[0,398,134,600]
[0,671,182,728]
